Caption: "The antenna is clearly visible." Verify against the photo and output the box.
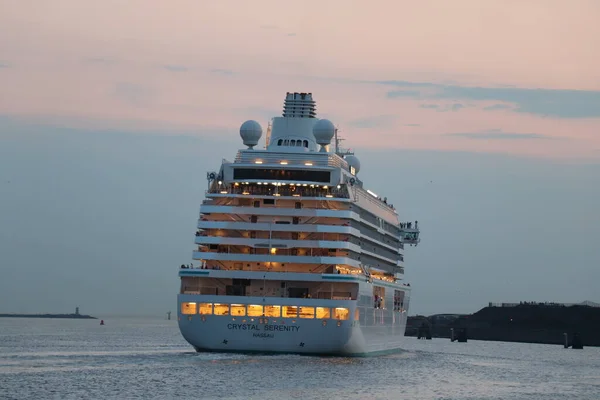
[334,126,339,154]
[334,127,354,156]
[264,119,272,148]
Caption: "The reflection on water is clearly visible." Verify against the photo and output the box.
[0,317,598,400]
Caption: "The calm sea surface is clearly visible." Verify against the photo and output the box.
[0,317,598,400]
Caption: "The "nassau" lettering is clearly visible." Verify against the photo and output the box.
[253,333,275,338]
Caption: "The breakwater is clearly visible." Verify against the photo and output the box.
[406,302,600,347]
[0,313,97,319]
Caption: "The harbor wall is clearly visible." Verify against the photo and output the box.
[405,304,600,347]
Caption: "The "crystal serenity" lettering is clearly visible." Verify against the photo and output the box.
[227,323,300,332]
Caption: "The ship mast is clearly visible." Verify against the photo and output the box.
[264,119,272,148]
[334,126,354,156]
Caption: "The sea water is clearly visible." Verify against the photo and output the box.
[0,317,598,399]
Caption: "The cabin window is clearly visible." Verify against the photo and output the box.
[247,304,263,317]
[213,303,230,315]
[316,307,331,319]
[277,139,282,145]
[333,307,350,320]
[230,304,246,316]
[181,302,197,315]
[198,303,213,315]
[284,140,289,146]
[303,140,308,147]
[264,305,281,317]
[282,306,298,318]
[299,306,315,319]
[296,140,302,147]
[291,140,296,146]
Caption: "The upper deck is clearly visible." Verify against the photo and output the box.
[186,92,421,280]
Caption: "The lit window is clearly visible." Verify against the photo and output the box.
[299,307,315,319]
[213,303,230,316]
[247,304,263,317]
[264,305,281,317]
[230,304,246,316]
[316,307,331,319]
[181,302,197,315]
[333,307,350,320]
[282,306,298,318]
[354,308,360,321]
[198,303,213,315]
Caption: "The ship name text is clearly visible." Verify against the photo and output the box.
[227,323,300,332]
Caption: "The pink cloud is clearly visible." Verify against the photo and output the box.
[1,0,599,161]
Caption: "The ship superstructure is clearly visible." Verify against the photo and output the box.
[178,92,421,355]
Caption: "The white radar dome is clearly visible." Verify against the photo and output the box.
[240,120,263,149]
[345,155,361,174]
[312,119,335,145]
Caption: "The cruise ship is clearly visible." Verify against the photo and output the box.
[177,92,421,355]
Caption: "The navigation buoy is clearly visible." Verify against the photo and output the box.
[100,320,104,325]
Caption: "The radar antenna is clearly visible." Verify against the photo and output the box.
[334,126,354,156]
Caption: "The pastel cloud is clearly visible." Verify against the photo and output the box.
[163,65,189,72]
[446,129,556,140]
[383,81,600,118]
[0,0,599,162]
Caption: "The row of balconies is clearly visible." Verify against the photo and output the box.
[199,208,401,242]
[205,197,350,211]
[198,224,401,255]
[196,223,404,264]
[192,246,401,272]
[195,236,401,263]
[192,251,363,269]
[208,184,349,199]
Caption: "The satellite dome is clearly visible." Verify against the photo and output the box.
[240,120,263,149]
[345,155,361,174]
[312,119,335,145]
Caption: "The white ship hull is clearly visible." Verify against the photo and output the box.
[177,280,410,356]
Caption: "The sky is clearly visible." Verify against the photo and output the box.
[0,0,599,316]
